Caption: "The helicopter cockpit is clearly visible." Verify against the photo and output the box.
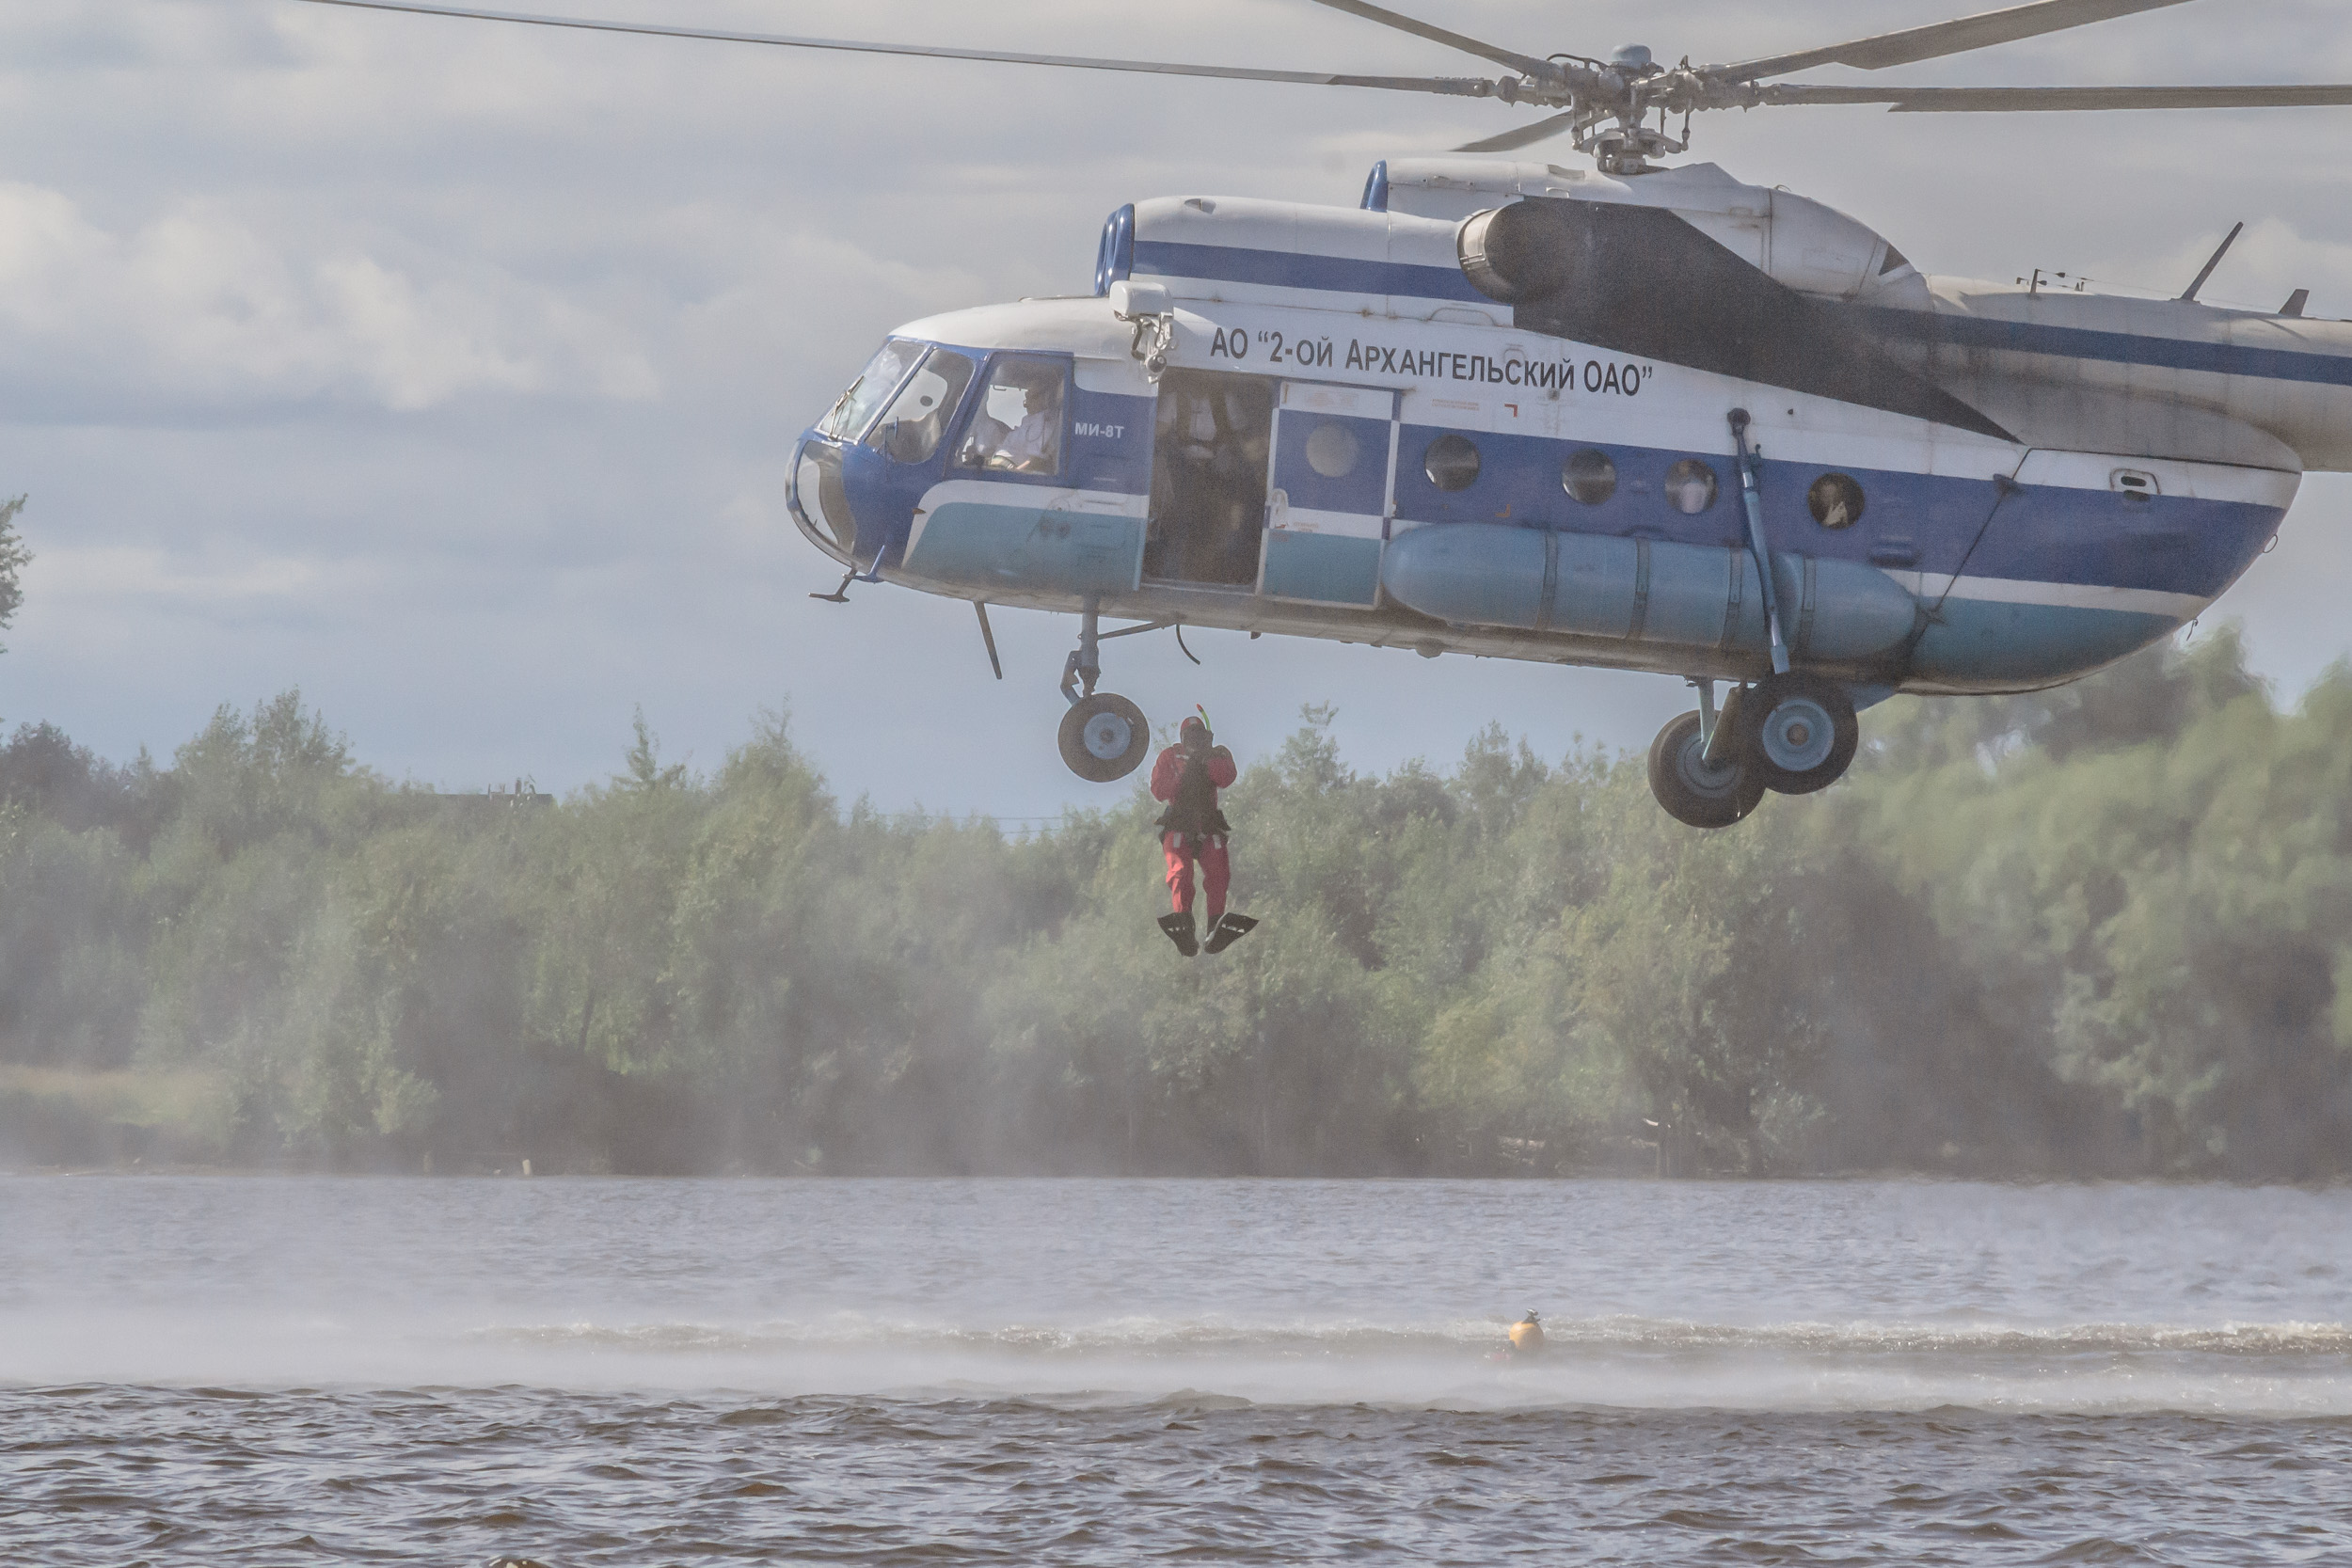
[955,356,1066,476]
[868,347,977,467]
[795,339,929,563]
[792,326,1130,584]
[812,339,1076,478]
[817,340,922,446]
[797,338,984,562]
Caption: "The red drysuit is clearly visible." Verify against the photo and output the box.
[1150,728,1237,924]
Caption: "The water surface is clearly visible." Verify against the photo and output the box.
[4,1178,2346,1562]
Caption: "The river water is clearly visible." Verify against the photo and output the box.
[3,1178,2347,1563]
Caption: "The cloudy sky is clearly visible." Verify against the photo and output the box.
[5,0,2352,815]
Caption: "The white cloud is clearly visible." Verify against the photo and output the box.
[33,544,330,606]
[0,181,656,415]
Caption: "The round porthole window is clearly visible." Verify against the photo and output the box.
[1807,472,1866,529]
[1664,458,1718,515]
[1562,448,1616,505]
[1304,420,1360,479]
[1424,433,1481,492]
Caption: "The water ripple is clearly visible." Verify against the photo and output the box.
[7,1386,2346,1567]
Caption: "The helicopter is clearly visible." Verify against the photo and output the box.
[297,0,2352,827]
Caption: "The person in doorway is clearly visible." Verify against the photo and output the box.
[1151,711,1254,958]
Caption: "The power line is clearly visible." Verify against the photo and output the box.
[858,811,1113,826]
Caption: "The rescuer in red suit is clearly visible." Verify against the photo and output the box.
[1150,713,1253,957]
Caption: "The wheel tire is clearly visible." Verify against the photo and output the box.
[1057,693,1150,783]
[1646,709,1765,830]
[1743,673,1859,796]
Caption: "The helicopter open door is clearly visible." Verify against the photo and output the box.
[1259,381,1398,609]
[1143,371,1273,587]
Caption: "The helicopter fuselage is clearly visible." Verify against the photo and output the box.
[788,162,2329,701]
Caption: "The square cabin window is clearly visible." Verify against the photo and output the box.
[956,356,1067,477]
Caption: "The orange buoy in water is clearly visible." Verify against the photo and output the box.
[1508,1310,1544,1354]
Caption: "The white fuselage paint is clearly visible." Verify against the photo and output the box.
[803,167,2329,695]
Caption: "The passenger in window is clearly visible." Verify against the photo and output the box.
[958,357,1065,475]
[1665,459,1718,515]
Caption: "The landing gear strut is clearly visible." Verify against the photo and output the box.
[1646,674,1860,829]
[1649,684,1765,830]
[1057,595,1150,784]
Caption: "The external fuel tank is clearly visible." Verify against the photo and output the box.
[1380,524,1920,664]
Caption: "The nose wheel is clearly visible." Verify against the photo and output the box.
[1060,693,1149,782]
[1056,594,1150,783]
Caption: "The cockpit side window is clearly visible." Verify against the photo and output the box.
[954,356,1067,477]
[818,339,924,442]
[866,349,976,464]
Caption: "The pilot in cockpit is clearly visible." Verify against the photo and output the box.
[957,356,1065,476]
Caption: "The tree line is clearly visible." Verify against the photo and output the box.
[4,627,2349,1179]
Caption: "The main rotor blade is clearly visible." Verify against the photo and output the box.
[1454,110,1583,153]
[1721,0,2195,82]
[288,0,1499,97]
[1760,81,2352,111]
[1296,0,1563,83]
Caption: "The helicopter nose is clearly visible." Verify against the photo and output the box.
[789,435,857,564]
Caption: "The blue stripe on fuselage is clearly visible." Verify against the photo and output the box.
[1131,240,1486,303]
[1860,307,2352,388]
[1389,423,2278,599]
[1068,387,1155,495]
[855,326,2278,603]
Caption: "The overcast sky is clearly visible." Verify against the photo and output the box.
[5,0,2352,814]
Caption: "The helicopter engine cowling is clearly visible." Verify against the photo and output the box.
[1455,195,2014,439]
[1382,158,1926,308]
[1456,200,1574,304]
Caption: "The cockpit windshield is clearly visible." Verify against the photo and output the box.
[866,349,976,464]
[818,339,923,441]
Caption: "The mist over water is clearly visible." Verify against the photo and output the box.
[8,1177,2348,1408]
[7,1177,2350,1562]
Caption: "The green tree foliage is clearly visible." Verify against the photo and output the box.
[0,496,29,650]
[4,632,2352,1177]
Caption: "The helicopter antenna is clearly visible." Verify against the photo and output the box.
[2178,221,2245,302]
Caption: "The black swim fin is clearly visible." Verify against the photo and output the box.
[1158,911,1200,958]
[1201,912,1258,955]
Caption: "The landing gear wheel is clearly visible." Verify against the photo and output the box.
[1743,673,1859,796]
[1058,693,1149,783]
[1647,709,1765,830]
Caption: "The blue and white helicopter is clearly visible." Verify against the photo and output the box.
[306,0,2352,826]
